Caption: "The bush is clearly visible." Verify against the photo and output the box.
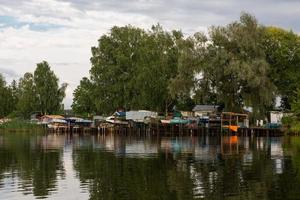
[282,115,300,133]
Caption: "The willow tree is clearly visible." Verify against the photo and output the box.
[170,13,276,116]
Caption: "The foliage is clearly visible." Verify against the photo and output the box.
[74,25,183,115]
[170,13,276,117]
[16,73,38,118]
[0,74,15,117]
[263,27,300,109]
[282,89,300,132]
[291,89,300,117]
[34,61,67,115]
[0,61,67,119]
[72,77,95,116]
[0,119,42,129]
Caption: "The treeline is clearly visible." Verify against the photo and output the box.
[72,13,300,117]
[0,61,67,119]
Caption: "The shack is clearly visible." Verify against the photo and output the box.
[126,110,157,122]
[270,111,284,124]
[192,105,220,117]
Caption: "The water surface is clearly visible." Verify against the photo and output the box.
[0,132,299,199]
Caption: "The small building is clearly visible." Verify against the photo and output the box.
[93,115,106,127]
[269,111,292,125]
[180,111,194,118]
[126,110,157,122]
[192,105,220,117]
[270,111,284,124]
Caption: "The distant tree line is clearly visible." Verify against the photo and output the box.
[0,61,67,119]
[72,13,300,117]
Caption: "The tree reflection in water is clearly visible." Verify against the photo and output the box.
[0,133,64,198]
[72,134,300,200]
[1,133,300,199]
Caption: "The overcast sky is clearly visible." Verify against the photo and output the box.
[0,0,299,108]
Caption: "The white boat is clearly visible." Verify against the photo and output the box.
[47,118,68,129]
[105,116,128,125]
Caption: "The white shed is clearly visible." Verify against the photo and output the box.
[270,111,284,124]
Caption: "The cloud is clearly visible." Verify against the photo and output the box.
[0,67,18,80]
[0,0,299,108]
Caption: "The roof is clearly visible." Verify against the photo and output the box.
[192,105,219,112]
[42,115,65,119]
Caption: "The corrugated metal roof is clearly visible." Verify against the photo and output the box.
[192,105,219,112]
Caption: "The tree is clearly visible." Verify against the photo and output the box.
[74,25,183,115]
[291,89,300,118]
[72,77,95,116]
[33,61,67,115]
[16,73,38,118]
[170,13,276,117]
[263,27,300,109]
[89,26,146,114]
[132,26,183,112]
[0,74,14,117]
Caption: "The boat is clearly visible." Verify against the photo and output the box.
[105,116,128,125]
[170,117,190,124]
[160,119,171,124]
[47,118,68,129]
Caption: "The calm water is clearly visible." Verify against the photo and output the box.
[0,132,300,200]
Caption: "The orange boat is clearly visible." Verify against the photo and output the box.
[222,125,239,132]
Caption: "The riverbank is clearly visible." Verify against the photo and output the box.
[0,119,44,132]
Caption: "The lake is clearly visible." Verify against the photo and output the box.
[0,132,299,200]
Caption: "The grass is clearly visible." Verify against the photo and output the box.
[0,119,44,132]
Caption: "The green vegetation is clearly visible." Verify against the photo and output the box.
[1,12,300,127]
[170,13,275,118]
[72,13,300,118]
[0,61,67,119]
[0,119,42,130]
[282,89,300,132]
[73,25,184,115]
[0,74,15,117]
[263,27,300,110]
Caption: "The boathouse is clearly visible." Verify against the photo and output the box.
[192,105,220,117]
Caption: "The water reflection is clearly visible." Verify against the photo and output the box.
[1,133,300,199]
[0,133,65,199]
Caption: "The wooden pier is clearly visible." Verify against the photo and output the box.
[45,123,284,137]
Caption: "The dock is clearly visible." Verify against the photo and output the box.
[45,123,284,137]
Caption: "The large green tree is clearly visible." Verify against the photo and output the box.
[263,27,300,109]
[14,61,67,118]
[170,13,276,117]
[33,61,67,115]
[74,25,183,115]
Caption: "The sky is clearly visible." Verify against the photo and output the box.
[0,0,299,109]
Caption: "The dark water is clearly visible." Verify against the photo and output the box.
[0,132,300,200]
